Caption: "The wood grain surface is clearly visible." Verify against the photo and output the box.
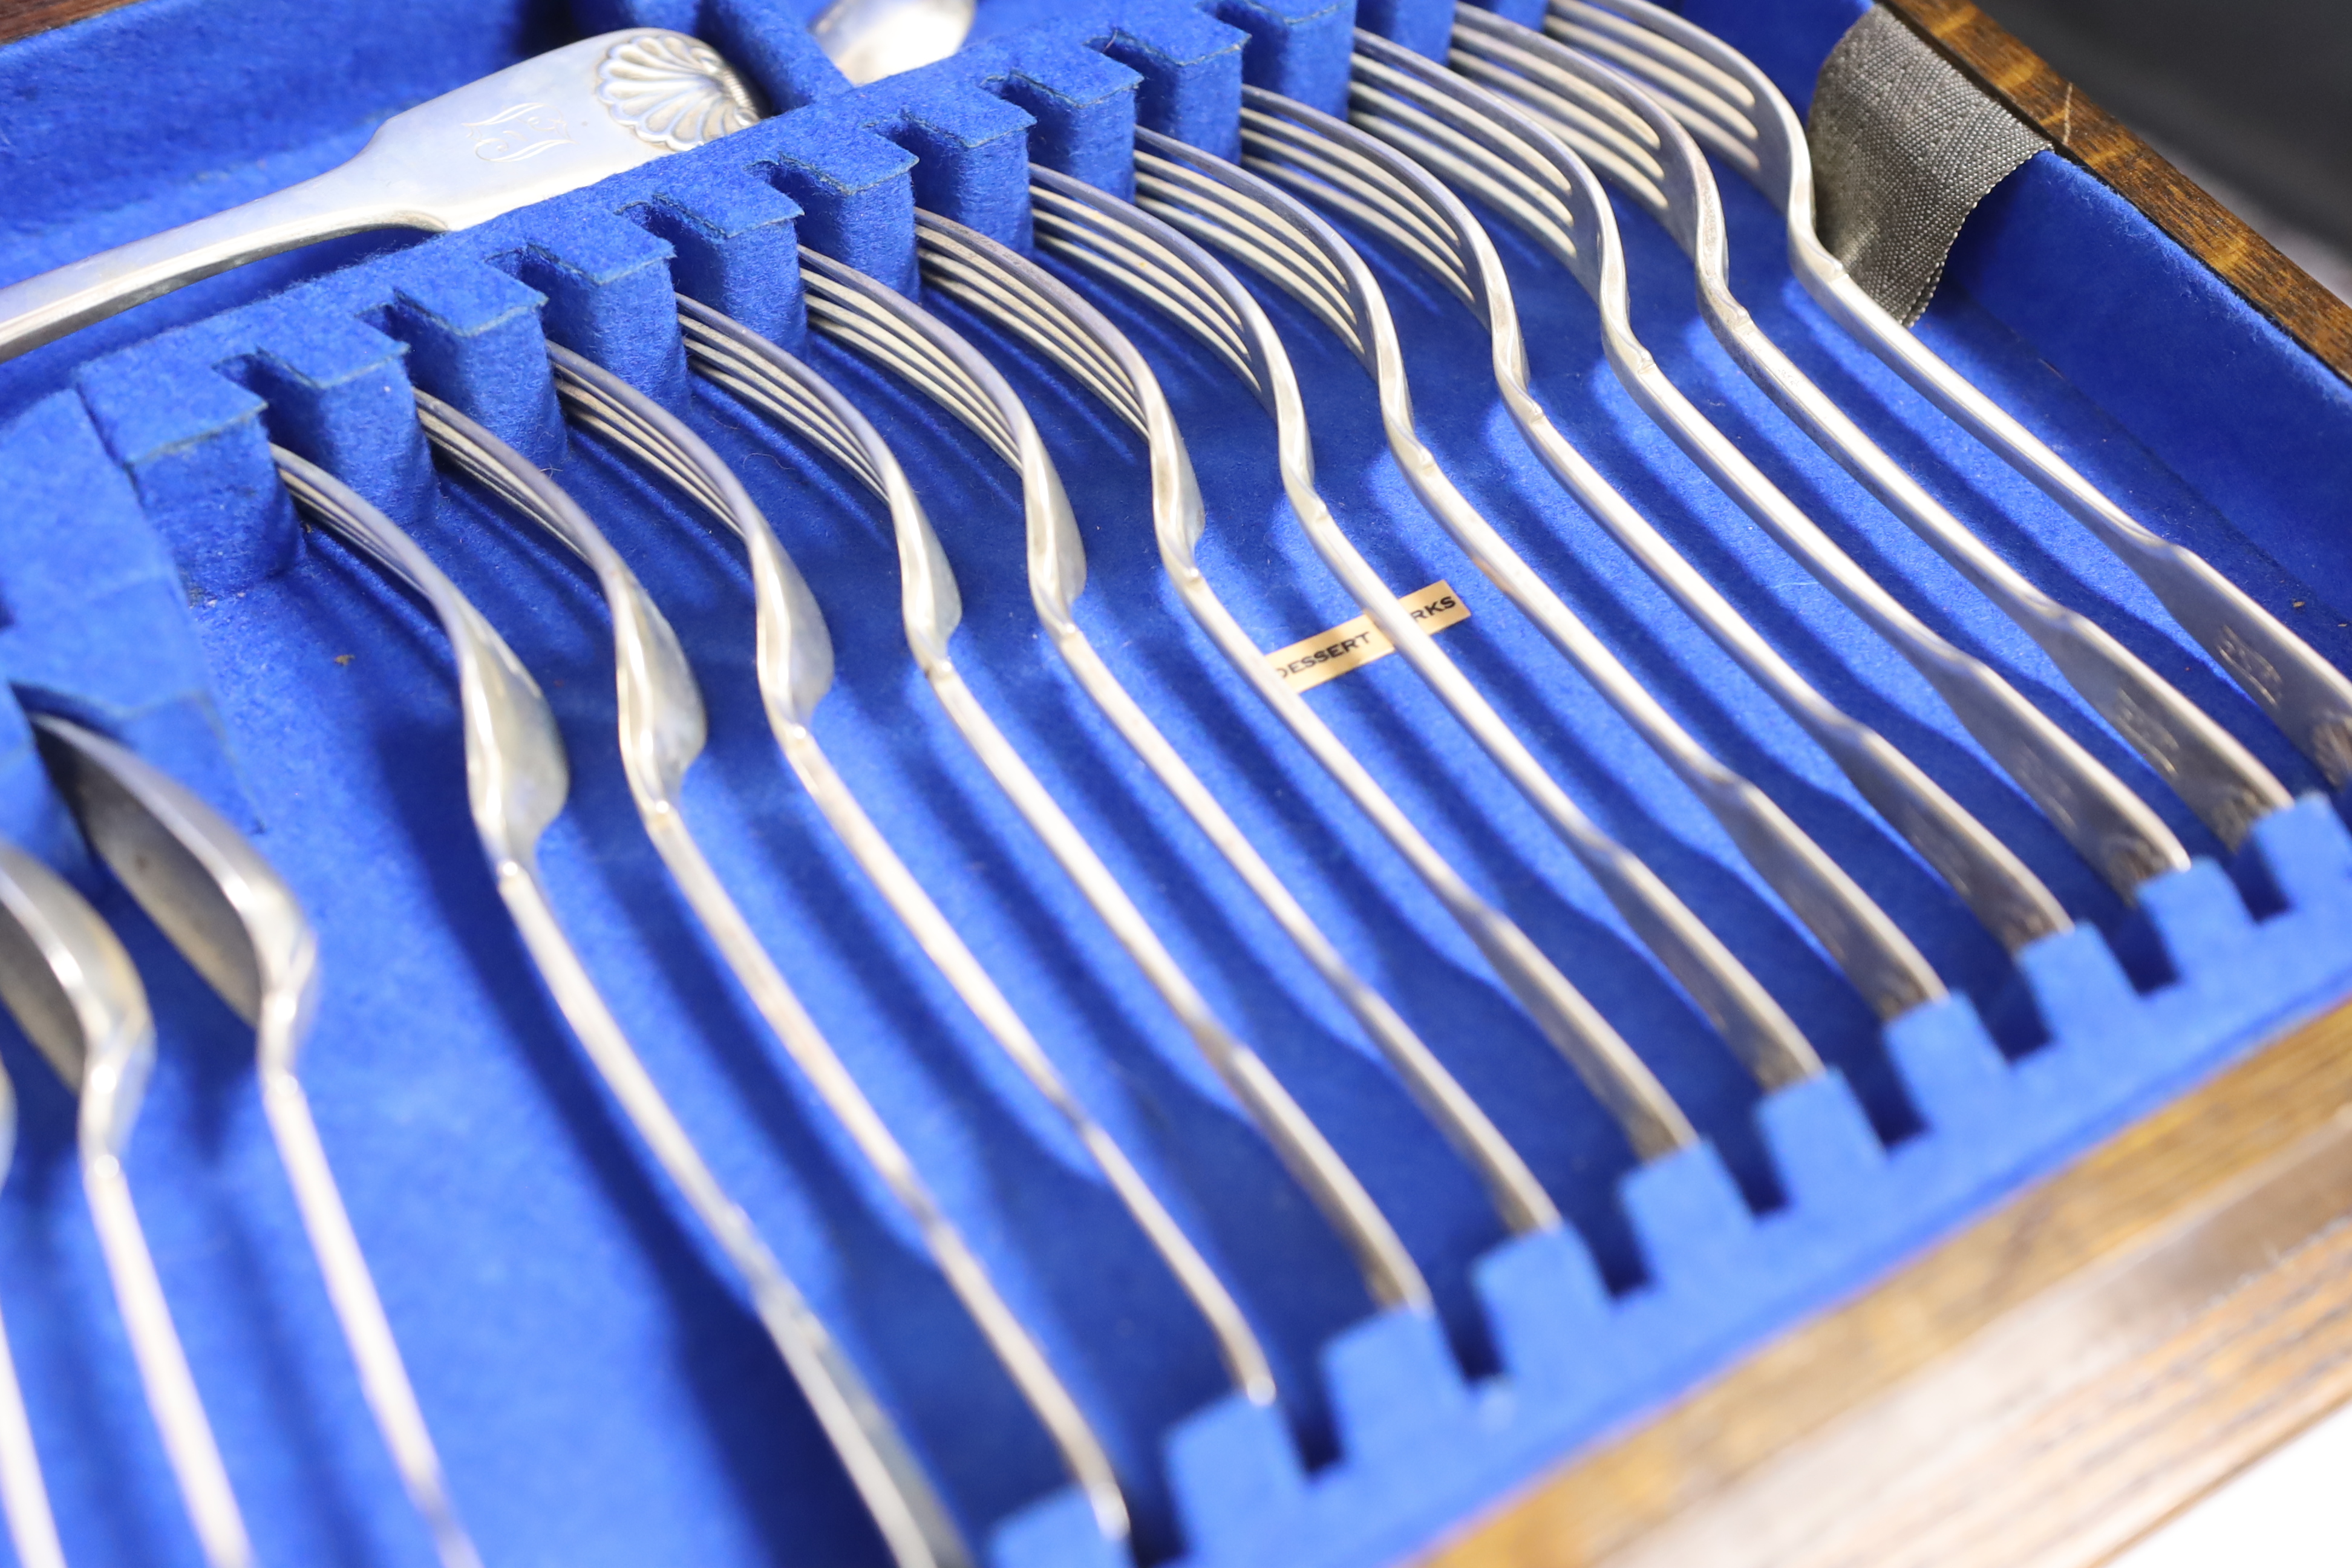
[1423,996,2352,1568]
[1880,0,2352,384]
[0,0,132,47]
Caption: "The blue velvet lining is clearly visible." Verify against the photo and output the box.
[0,1,2348,1565]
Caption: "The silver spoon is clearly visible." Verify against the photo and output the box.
[31,714,483,1568]
[0,837,250,1567]
[0,29,761,364]
[809,0,976,85]
[272,450,970,1568]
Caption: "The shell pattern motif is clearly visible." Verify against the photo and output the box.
[595,33,765,152]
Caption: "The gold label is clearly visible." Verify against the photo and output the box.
[1266,581,1470,693]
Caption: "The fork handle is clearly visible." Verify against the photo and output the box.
[0,159,423,364]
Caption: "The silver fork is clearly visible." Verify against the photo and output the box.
[1547,0,2352,795]
[905,212,1570,1219]
[0,838,252,1568]
[1325,29,2190,907]
[0,851,69,1568]
[785,250,1437,1308]
[541,341,1278,1404]
[0,30,762,364]
[273,450,971,1568]
[945,177,1713,1152]
[33,714,483,1568]
[1119,126,1829,1091]
[1450,7,2294,854]
[1189,88,1949,1024]
[410,396,1131,1543]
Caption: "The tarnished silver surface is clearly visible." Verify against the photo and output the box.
[410,395,1130,1543]
[33,713,482,1568]
[952,181,1699,1164]
[274,451,972,1568]
[0,29,760,364]
[1309,34,2082,949]
[0,866,65,1568]
[1457,7,2294,853]
[1118,125,1823,1096]
[1217,85,1946,1027]
[907,211,1567,1222]
[778,249,1436,1307]
[1425,16,2189,898]
[544,341,1278,1405]
[0,838,249,1568]
[1552,0,2352,796]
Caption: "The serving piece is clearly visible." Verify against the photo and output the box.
[0,28,761,363]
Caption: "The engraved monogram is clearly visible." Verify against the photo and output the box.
[595,33,762,152]
[464,102,577,162]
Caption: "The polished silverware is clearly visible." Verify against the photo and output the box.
[1096,126,1822,1093]
[0,29,761,364]
[0,837,251,1568]
[1446,9,2293,853]
[1134,90,1947,1024]
[1334,24,2188,900]
[809,0,975,85]
[32,714,483,1568]
[0,872,66,1568]
[273,450,971,1568]
[1546,0,2352,796]
[732,258,1437,1301]
[407,396,1131,1542]
[543,341,1278,1402]
[1299,31,2178,924]
[913,200,1712,1175]
[903,215,1571,1217]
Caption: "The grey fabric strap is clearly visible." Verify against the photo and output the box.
[1809,5,2050,324]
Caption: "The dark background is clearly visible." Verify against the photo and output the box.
[1973,0,2352,297]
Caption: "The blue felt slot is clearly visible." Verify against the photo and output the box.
[1,0,2350,1564]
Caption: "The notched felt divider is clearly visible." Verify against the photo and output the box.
[572,0,857,111]
[0,391,249,832]
[8,1,2352,1565]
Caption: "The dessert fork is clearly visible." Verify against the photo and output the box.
[1452,8,2293,852]
[1540,0,2352,796]
[0,838,251,1567]
[273,451,970,1568]
[34,714,483,1568]
[1331,30,2189,902]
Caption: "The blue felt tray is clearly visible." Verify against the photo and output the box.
[1,0,2350,1564]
